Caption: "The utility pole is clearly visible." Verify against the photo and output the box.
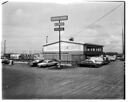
[58,20,61,62]
[46,36,48,44]
[4,40,6,56]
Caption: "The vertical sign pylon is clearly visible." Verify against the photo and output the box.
[4,40,6,56]
[59,20,61,67]
[51,15,68,68]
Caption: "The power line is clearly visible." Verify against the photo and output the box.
[76,4,123,34]
[1,1,8,5]
[89,4,123,26]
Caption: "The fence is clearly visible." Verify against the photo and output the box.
[43,52,85,66]
[71,54,85,66]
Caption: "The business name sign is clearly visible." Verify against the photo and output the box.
[54,22,65,26]
[51,16,68,21]
[54,27,64,31]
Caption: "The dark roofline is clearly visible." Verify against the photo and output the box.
[43,41,60,47]
[43,40,103,47]
[84,43,103,47]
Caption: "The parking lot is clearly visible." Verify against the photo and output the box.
[2,60,125,99]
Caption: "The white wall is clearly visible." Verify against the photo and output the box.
[43,42,83,52]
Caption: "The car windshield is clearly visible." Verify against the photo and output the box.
[43,60,50,63]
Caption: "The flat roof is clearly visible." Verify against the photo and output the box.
[43,40,103,47]
[84,43,103,47]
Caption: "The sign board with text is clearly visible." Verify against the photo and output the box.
[51,16,68,21]
[54,22,65,26]
[54,27,64,31]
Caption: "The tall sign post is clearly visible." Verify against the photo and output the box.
[4,40,6,56]
[51,15,68,67]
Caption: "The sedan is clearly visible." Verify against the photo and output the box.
[37,60,59,68]
[2,58,10,64]
[78,59,100,68]
[2,58,14,65]
[29,59,44,67]
[89,57,104,65]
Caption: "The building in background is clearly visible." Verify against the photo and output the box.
[10,53,21,60]
[43,41,103,65]
[84,43,103,56]
[2,53,43,61]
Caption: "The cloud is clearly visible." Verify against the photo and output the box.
[15,9,24,16]
[3,2,123,53]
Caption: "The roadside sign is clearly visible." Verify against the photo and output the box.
[51,16,68,21]
[54,22,65,26]
[51,15,68,66]
[54,27,64,31]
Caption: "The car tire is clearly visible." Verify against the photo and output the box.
[95,65,99,68]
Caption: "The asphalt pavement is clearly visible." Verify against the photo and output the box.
[2,60,125,99]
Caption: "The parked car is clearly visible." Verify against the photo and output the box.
[106,55,116,61]
[102,57,110,65]
[78,59,100,68]
[117,55,124,61]
[2,58,14,65]
[29,59,44,67]
[118,56,125,61]
[89,57,104,65]
[2,58,10,64]
[37,60,59,68]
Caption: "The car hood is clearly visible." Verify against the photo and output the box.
[38,62,47,65]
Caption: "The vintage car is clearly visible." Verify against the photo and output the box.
[117,55,124,61]
[89,57,104,65]
[102,57,110,65]
[90,56,110,65]
[29,59,44,67]
[106,55,116,61]
[2,58,14,65]
[78,59,100,68]
[37,60,59,68]
[2,58,10,64]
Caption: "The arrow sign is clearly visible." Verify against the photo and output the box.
[54,27,64,31]
[51,16,68,21]
[54,22,65,26]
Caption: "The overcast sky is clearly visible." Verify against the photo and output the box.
[2,1,124,53]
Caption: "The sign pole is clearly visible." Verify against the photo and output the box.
[59,20,61,67]
[51,15,68,68]
[4,40,6,56]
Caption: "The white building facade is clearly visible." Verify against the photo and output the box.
[43,41,84,54]
[43,41,103,65]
